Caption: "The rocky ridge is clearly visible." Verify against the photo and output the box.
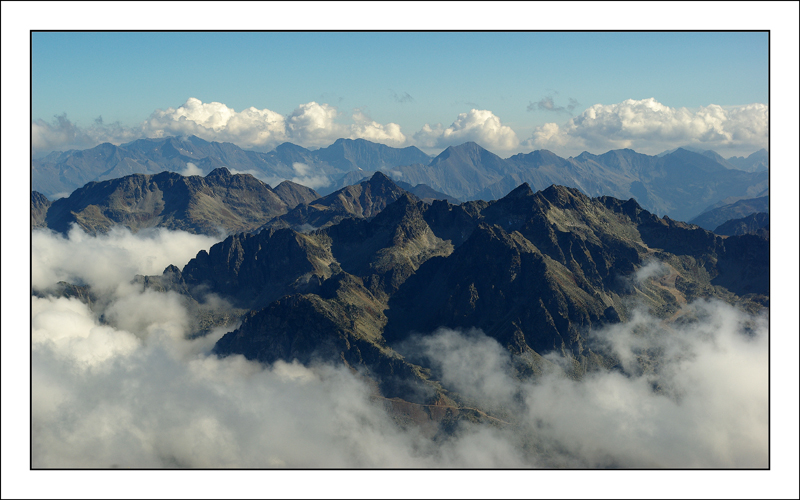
[150,177,768,408]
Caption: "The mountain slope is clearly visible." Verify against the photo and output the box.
[689,195,769,230]
[713,212,769,237]
[259,171,414,232]
[727,148,768,172]
[41,167,318,236]
[31,191,51,229]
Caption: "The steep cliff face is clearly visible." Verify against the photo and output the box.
[160,182,767,404]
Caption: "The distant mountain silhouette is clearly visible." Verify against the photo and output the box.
[33,137,767,223]
[689,195,769,230]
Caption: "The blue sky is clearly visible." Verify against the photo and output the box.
[33,31,767,127]
[30,30,769,157]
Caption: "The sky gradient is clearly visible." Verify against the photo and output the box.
[30,30,769,158]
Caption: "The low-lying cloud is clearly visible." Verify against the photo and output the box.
[32,225,221,291]
[29,225,768,469]
[527,98,768,156]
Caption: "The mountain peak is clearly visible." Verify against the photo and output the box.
[368,170,396,186]
[504,182,534,199]
[206,167,232,178]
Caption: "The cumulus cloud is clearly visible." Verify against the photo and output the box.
[414,109,520,150]
[285,101,344,146]
[350,110,407,147]
[30,224,768,469]
[142,97,289,149]
[526,98,768,156]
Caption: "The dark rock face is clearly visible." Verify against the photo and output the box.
[162,183,767,403]
[41,168,319,236]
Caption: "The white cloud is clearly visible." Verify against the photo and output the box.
[285,101,344,147]
[142,97,289,149]
[31,114,140,155]
[527,98,768,155]
[414,109,520,150]
[349,110,407,147]
[179,162,203,177]
[31,225,220,292]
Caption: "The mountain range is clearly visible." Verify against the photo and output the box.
[33,136,768,224]
[119,176,769,410]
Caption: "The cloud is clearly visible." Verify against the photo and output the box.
[31,114,140,155]
[633,258,669,284]
[526,98,768,155]
[142,97,289,149]
[144,99,409,151]
[285,101,344,146]
[350,110,407,147]
[528,96,579,115]
[402,299,768,468]
[413,109,520,150]
[526,300,768,468]
[31,225,221,292]
[179,162,203,177]
[289,162,331,190]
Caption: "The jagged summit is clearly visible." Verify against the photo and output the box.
[258,170,413,233]
[367,170,395,186]
[206,166,232,178]
[503,182,534,199]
